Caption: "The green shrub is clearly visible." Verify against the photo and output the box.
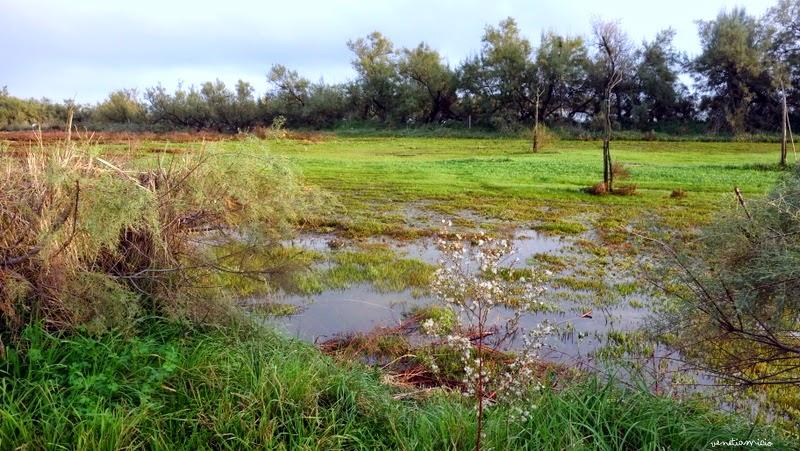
[0,140,324,338]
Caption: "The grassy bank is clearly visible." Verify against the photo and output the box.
[0,320,786,450]
[245,137,785,239]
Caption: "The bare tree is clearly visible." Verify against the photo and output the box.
[532,68,545,152]
[592,20,633,192]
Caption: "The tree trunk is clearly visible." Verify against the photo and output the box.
[532,91,540,153]
[603,93,614,191]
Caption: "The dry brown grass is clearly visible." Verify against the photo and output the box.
[613,184,638,196]
[670,188,688,198]
[611,161,631,180]
[0,130,231,149]
[1,138,321,338]
[583,182,608,195]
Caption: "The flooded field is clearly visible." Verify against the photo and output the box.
[254,221,657,367]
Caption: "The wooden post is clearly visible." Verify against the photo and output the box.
[781,80,788,167]
[734,187,752,220]
[532,90,540,153]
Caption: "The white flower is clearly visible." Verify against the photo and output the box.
[421,318,438,335]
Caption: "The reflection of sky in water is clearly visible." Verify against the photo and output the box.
[263,282,650,364]
[266,229,656,364]
[270,228,728,396]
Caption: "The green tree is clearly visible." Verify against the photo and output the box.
[93,89,146,125]
[267,64,311,124]
[347,32,398,122]
[397,43,456,123]
[459,18,536,128]
[534,32,592,122]
[632,29,693,127]
[145,84,211,130]
[304,82,349,128]
[692,8,770,133]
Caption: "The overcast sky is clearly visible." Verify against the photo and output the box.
[0,0,775,103]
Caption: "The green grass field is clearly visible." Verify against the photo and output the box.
[240,137,786,239]
[267,138,782,195]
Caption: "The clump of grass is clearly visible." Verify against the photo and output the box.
[0,321,788,449]
[576,239,610,257]
[243,302,301,317]
[534,221,587,235]
[670,188,688,198]
[553,276,608,293]
[293,249,435,295]
[528,252,568,271]
[583,182,608,195]
[407,305,458,334]
[613,183,638,196]
[614,281,640,296]
[611,161,631,180]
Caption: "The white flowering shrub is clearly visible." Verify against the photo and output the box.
[428,221,554,446]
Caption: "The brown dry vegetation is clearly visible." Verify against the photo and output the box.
[0,130,333,151]
[0,130,230,147]
[0,139,324,339]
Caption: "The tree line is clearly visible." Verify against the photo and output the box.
[1,1,798,136]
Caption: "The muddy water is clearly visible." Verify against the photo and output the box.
[269,285,425,342]
[266,229,654,364]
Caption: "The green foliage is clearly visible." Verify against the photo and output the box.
[633,29,693,126]
[347,32,398,122]
[409,305,458,334]
[693,8,771,132]
[93,89,146,124]
[0,140,323,338]
[697,166,800,321]
[396,43,457,123]
[0,87,69,129]
[144,80,258,131]
[460,17,537,128]
[654,166,800,425]
[0,321,786,450]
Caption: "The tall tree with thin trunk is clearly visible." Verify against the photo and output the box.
[692,8,767,133]
[532,68,544,152]
[592,20,633,192]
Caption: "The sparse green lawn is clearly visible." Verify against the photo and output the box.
[266,137,781,198]
[111,137,784,237]
[243,137,785,238]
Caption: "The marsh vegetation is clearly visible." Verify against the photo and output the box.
[2,0,800,447]
[0,130,796,449]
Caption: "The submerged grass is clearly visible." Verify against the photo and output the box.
[291,248,435,295]
[0,320,787,450]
